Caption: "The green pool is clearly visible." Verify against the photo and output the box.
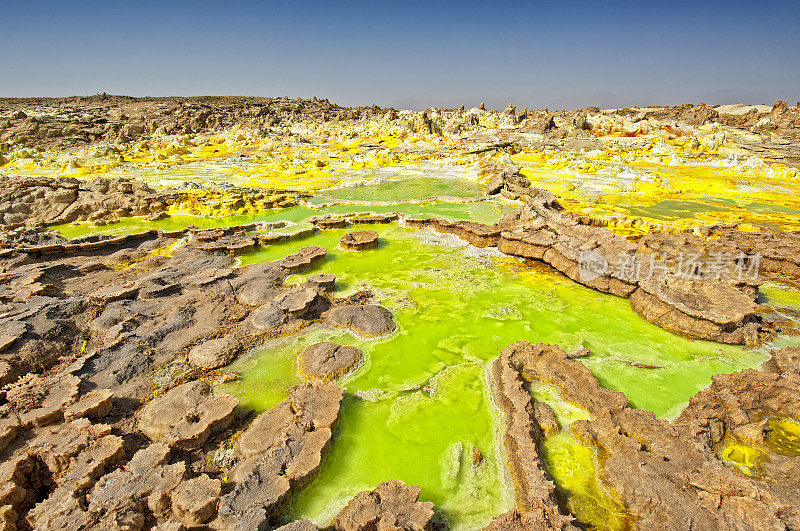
[222,223,771,529]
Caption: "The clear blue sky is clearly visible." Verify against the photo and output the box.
[2,0,798,109]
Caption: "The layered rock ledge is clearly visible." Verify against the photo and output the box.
[218,381,344,529]
[489,350,578,529]
[411,184,776,345]
[493,341,800,530]
[298,341,363,381]
[340,230,379,250]
[331,479,436,531]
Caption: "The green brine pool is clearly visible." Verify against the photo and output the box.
[217,222,774,530]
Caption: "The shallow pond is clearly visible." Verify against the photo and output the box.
[316,176,485,202]
[52,176,515,240]
[222,223,772,529]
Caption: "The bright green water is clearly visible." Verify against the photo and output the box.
[51,207,318,240]
[320,200,516,224]
[52,199,514,240]
[318,177,485,201]
[224,223,770,529]
[760,282,800,311]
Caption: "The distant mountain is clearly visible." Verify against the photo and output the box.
[389,97,517,111]
[698,89,776,105]
[540,91,635,111]
[389,89,797,113]
[391,92,637,112]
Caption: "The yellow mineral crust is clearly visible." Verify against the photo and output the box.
[4,103,799,234]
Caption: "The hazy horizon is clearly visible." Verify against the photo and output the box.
[2,0,798,110]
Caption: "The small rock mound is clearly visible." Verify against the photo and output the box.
[307,273,337,291]
[278,246,327,273]
[325,304,397,337]
[277,287,321,317]
[138,381,238,450]
[171,474,223,527]
[298,342,363,381]
[331,479,435,531]
[64,389,114,422]
[188,336,242,369]
[482,163,530,196]
[340,230,379,250]
[217,382,343,528]
[6,373,81,428]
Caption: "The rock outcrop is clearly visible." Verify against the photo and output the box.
[187,336,242,369]
[0,216,366,528]
[170,474,223,527]
[331,479,436,531]
[629,275,761,344]
[0,175,179,227]
[481,163,530,196]
[298,341,363,381]
[277,245,328,273]
[572,407,799,530]
[496,342,800,530]
[324,304,397,338]
[431,220,502,248]
[217,382,343,529]
[138,381,238,451]
[488,342,627,529]
[676,347,800,514]
[73,442,186,528]
[490,350,578,529]
[409,186,773,345]
[340,230,379,250]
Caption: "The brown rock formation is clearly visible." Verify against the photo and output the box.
[331,479,436,531]
[218,381,343,529]
[277,245,328,273]
[497,341,800,530]
[298,342,363,381]
[340,230,379,250]
[410,186,772,344]
[187,336,242,369]
[0,175,179,227]
[307,273,337,292]
[6,373,81,428]
[0,95,358,150]
[324,304,397,338]
[629,276,761,344]
[490,349,578,529]
[170,474,222,527]
[277,519,319,530]
[137,381,238,451]
[676,347,800,514]
[432,220,502,247]
[0,217,371,529]
[482,163,530,196]
[572,406,798,530]
[63,389,113,422]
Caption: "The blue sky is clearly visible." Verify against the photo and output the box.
[2,0,798,109]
